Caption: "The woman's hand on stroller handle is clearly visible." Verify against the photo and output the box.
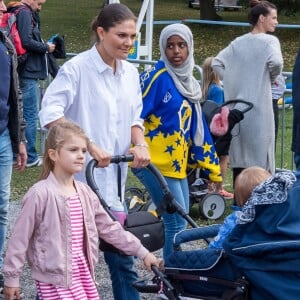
[87,138,150,169]
[87,139,137,167]
[87,142,112,167]
[129,144,151,169]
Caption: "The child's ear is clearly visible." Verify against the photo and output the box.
[48,149,57,162]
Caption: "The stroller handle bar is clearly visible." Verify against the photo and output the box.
[86,154,134,190]
[111,154,134,163]
[86,155,168,194]
[86,157,199,228]
[224,99,254,114]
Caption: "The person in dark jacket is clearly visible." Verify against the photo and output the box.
[7,0,55,167]
[0,0,27,288]
[292,47,300,170]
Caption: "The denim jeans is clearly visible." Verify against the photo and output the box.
[104,251,140,300]
[294,153,300,171]
[19,78,39,164]
[0,128,13,269]
[132,167,189,260]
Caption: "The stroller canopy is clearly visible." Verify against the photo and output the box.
[223,171,300,300]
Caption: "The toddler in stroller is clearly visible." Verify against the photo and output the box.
[134,168,300,300]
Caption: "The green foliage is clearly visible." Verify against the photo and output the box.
[39,0,300,69]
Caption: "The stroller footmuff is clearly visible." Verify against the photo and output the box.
[133,225,250,300]
[162,226,249,300]
[165,251,248,300]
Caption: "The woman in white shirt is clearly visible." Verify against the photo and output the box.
[39,3,149,300]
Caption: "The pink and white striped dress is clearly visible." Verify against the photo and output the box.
[36,194,100,300]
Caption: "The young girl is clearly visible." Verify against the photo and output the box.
[133,24,222,260]
[3,122,158,300]
[202,56,233,199]
[202,56,224,106]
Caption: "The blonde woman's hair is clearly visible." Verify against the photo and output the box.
[201,56,222,101]
[40,121,88,180]
[234,166,271,206]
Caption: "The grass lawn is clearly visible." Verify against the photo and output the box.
[39,0,300,70]
[10,0,298,224]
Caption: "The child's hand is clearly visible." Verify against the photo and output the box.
[4,286,21,299]
[143,252,159,271]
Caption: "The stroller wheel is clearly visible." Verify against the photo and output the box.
[199,193,226,220]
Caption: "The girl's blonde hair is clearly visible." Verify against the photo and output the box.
[40,121,88,180]
[234,166,271,206]
[201,56,222,101]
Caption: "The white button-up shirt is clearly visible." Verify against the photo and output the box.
[39,45,143,207]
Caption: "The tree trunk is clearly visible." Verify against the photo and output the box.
[200,0,222,20]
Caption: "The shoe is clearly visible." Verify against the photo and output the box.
[26,157,43,168]
[219,189,234,199]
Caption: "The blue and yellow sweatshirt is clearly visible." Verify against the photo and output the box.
[140,61,221,182]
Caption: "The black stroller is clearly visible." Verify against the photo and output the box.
[134,171,300,300]
[85,155,251,299]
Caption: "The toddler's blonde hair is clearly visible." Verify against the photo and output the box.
[234,166,271,206]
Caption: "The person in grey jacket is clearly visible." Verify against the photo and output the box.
[7,0,55,167]
[0,0,27,291]
[3,122,158,300]
[212,0,283,184]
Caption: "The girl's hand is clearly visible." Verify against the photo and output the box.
[4,286,21,300]
[87,142,112,167]
[143,252,159,271]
